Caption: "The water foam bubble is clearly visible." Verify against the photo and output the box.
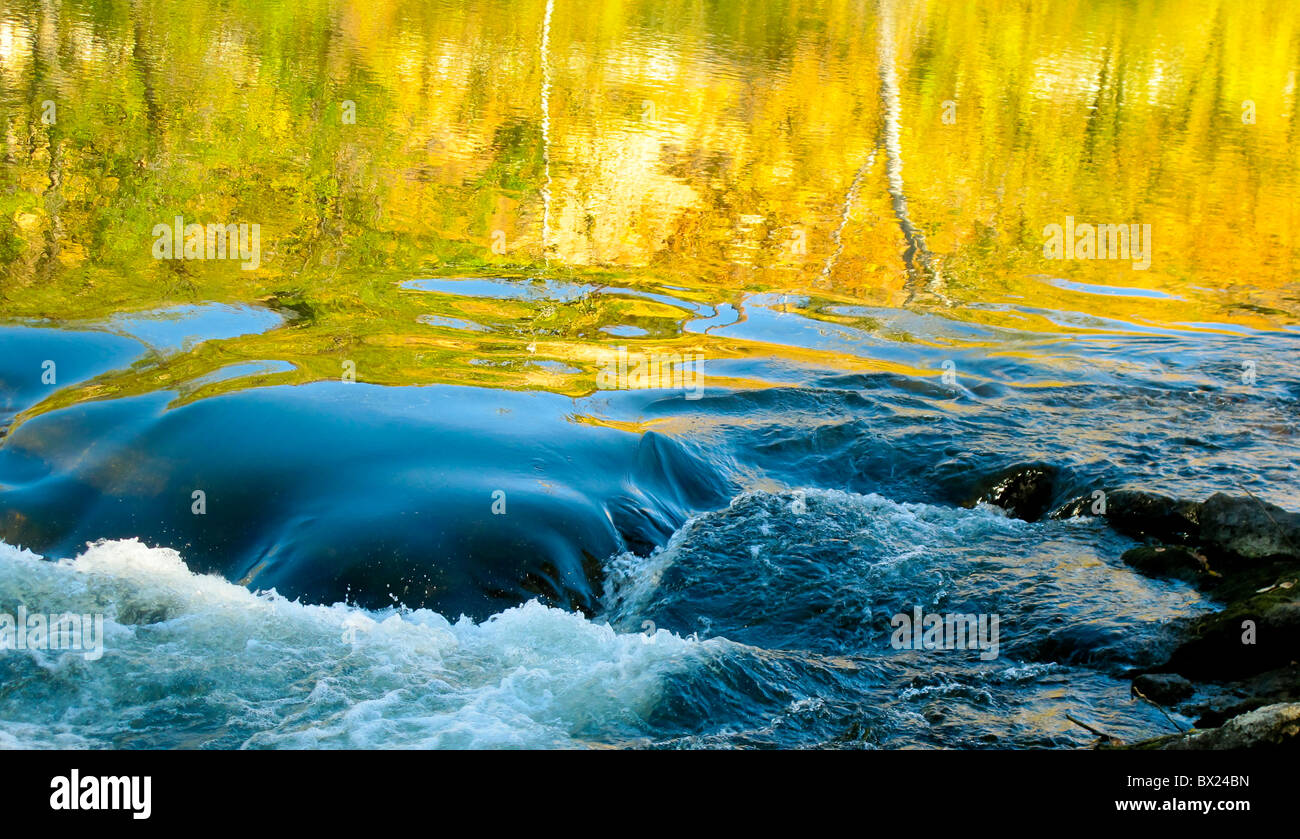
[0,538,710,749]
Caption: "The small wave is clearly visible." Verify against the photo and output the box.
[601,488,1032,646]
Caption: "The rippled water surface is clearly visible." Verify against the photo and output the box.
[1,0,1298,748]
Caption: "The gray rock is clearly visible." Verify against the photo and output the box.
[1153,702,1300,749]
[1200,492,1300,563]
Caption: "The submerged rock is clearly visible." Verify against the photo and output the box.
[1122,545,1209,584]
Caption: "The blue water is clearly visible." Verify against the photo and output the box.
[2,284,1299,748]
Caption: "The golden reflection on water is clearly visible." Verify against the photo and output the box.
[1,0,1297,408]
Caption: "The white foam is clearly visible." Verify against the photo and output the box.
[601,487,1025,624]
[0,538,711,749]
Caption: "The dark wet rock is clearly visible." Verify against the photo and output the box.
[1202,561,1299,603]
[1122,545,1209,584]
[1095,491,1300,745]
[962,462,1060,522]
[1050,488,1201,547]
[1125,702,1300,750]
[1097,490,1201,545]
[1199,492,1300,564]
[1056,488,1300,567]
[1132,673,1195,705]
[1159,582,1300,680]
[1073,490,1300,568]
[1186,664,1300,728]
[1049,493,1094,519]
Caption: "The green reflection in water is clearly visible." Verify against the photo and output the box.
[1,0,1298,419]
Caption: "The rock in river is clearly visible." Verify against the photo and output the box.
[1122,545,1209,584]
[1199,492,1300,563]
[1132,673,1195,705]
[1135,702,1300,750]
[963,462,1060,522]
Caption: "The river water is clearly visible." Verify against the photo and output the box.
[0,0,1297,748]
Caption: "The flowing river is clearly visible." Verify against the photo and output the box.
[0,0,1297,748]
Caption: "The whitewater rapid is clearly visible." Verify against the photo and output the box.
[0,488,1210,748]
[0,537,714,749]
